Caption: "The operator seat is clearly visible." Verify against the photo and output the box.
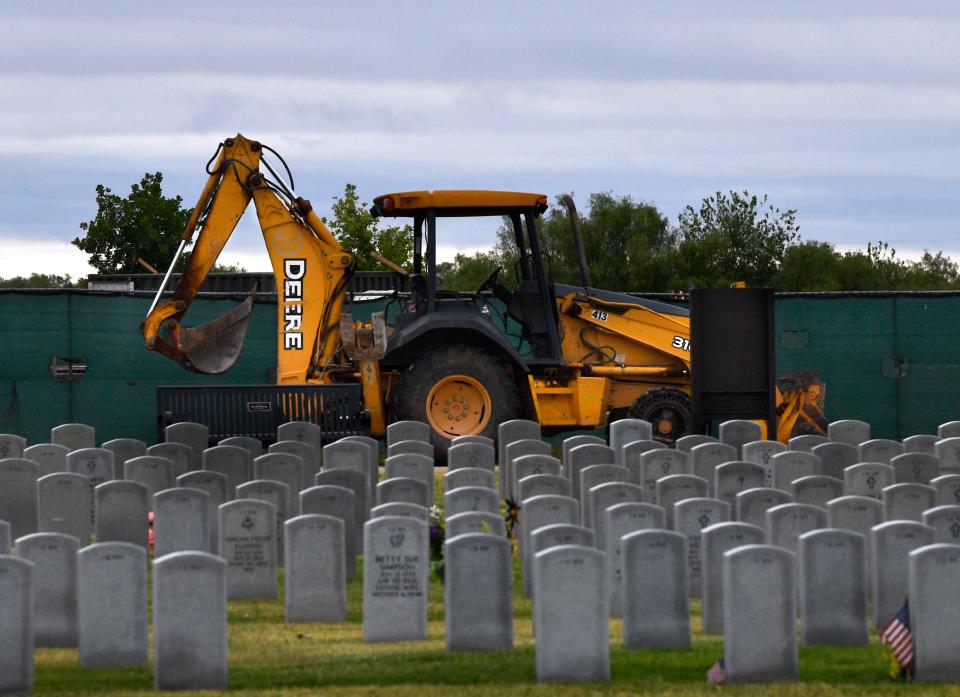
[506,280,561,360]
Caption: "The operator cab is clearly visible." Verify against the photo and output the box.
[371,190,564,366]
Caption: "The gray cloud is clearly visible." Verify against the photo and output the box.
[1,1,958,276]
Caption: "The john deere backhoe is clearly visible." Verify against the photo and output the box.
[142,134,825,457]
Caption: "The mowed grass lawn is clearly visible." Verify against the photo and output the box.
[34,473,960,696]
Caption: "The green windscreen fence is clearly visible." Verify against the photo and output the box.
[1,290,959,445]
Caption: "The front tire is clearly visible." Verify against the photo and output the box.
[628,387,691,445]
[392,345,523,463]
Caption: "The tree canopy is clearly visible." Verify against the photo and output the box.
[438,190,960,293]
[60,176,960,293]
[326,184,413,271]
[73,172,192,274]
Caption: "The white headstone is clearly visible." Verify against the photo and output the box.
[444,533,513,651]
[723,544,798,682]
[655,474,709,528]
[52,423,95,451]
[714,461,766,513]
[153,551,228,690]
[202,445,251,499]
[890,452,940,485]
[504,440,551,501]
[882,483,936,522]
[792,475,844,509]
[638,449,690,502]
[909,543,960,682]
[23,443,69,476]
[690,442,737,496]
[902,434,938,455]
[675,434,717,453]
[828,419,870,445]
[0,433,26,459]
[871,520,934,629]
[378,476,430,508]
[843,462,895,499]
[102,438,148,468]
[154,488,210,556]
[619,440,664,482]
[770,450,820,492]
[177,470,228,557]
[930,474,960,508]
[299,484,357,580]
[219,499,277,600]
[254,452,303,514]
[922,505,960,544]
[235,480,290,568]
[95,480,149,548]
[605,502,666,618]
[269,440,319,490]
[566,443,615,501]
[533,545,609,683]
[387,420,430,446]
[812,441,858,480]
[934,437,960,475]
[445,511,506,538]
[858,438,903,464]
[701,521,766,633]
[362,516,429,643]
[0,556,33,693]
[718,420,762,457]
[37,472,90,544]
[66,447,114,528]
[0,458,39,539]
[622,529,690,649]
[447,442,495,472]
[736,488,793,531]
[519,495,580,596]
[674,497,730,598]
[798,528,868,646]
[123,455,174,511]
[164,421,209,469]
[78,542,147,668]
[284,514,346,623]
[16,531,79,647]
[788,434,829,452]
[742,439,787,486]
[146,442,192,479]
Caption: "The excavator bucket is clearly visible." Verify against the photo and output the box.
[176,293,256,374]
[776,371,828,439]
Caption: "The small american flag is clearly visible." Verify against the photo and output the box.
[881,599,914,670]
[706,657,727,683]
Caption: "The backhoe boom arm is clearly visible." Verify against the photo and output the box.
[142,134,353,381]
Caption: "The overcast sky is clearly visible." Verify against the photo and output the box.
[1,1,958,279]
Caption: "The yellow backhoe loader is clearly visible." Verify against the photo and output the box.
[142,134,825,458]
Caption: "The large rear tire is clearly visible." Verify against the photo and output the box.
[392,345,523,464]
[628,388,691,445]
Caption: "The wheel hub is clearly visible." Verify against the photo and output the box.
[427,374,491,437]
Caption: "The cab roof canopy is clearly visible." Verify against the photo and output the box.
[372,190,547,218]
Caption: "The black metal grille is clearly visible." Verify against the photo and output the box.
[156,384,368,445]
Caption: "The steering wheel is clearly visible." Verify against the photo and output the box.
[476,265,503,295]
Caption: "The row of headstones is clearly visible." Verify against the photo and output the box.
[532,534,960,683]
[515,492,960,683]
[0,545,225,691]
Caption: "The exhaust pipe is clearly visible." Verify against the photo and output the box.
[557,194,592,290]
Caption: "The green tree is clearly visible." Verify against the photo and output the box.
[773,241,841,291]
[437,250,502,291]
[494,192,674,292]
[327,184,412,271]
[73,172,192,274]
[0,273,79,289]
[673,190,799,287]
